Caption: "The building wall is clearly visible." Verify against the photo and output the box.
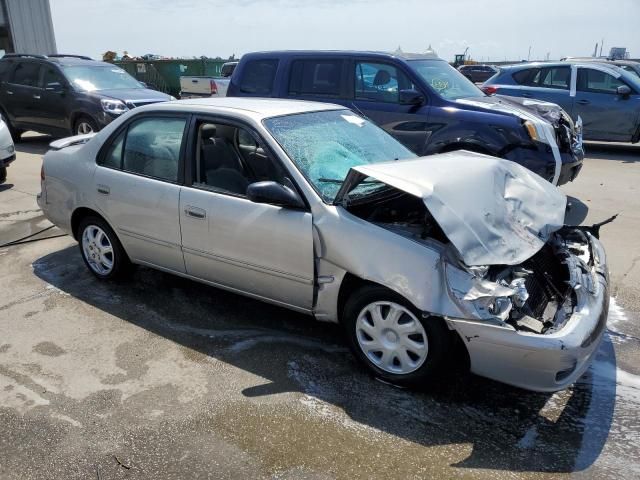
[4,0,56,54]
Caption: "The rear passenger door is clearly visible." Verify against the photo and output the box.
[574,67,639,141]
[351,60,432,154]
[93,114,189,273]
[524,66,574,113]
[4,61,43,125]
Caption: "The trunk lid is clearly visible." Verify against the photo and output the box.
[335,151,567,266]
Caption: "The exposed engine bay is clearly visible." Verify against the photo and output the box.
[346,190,450,245]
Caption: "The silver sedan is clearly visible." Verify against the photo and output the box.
[38,98,609,392]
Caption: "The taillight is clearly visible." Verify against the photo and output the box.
[40,163,45,181]
[210,80,218,95]
[482,85,498,95]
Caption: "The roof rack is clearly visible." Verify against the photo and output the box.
[2,53,47,59]
[48,54,92,60]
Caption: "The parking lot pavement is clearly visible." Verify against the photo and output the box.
[1,136,639,480]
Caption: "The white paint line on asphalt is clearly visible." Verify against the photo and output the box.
[607,297,629,331]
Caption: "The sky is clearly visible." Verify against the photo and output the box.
[49,0,640,63]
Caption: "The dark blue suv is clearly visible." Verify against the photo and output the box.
[228,51,584,185]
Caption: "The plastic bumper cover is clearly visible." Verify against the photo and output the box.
[447,234,608,392]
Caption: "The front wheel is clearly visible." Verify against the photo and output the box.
[77,216,131,280]
[74,116,99,135]
[343,285,451,389]
[0,166,6,183]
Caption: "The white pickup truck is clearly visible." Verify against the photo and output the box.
[178,61,237,99]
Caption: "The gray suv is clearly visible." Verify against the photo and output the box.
[0,54,173,141]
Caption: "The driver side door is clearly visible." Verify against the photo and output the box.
[179,116,315,311]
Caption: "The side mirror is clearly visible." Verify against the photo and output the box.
[246,181,305,209]
[45,82,64,93]
[399,89,425,106]
[616,85,631,97]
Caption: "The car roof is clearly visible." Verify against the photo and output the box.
[137,97,347,120]
[241,50,442,61]
[0,55,113,67]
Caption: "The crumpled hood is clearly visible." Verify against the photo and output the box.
[337,151,567,266]
[456,95,566,127]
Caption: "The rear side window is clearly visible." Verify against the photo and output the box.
[99,131,125,169]
[354,62,413,103]
[122,117,186,182]
[289,59,343,97]
[11,62,41,87]
[539,67,570,89]
[239,59,278,94]
[577,68,627,94]
[512,68,539,85]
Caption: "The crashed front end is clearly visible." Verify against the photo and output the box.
[444,227,608,391]
[336,152,608,392]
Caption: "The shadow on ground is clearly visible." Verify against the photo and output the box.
[14,134,52,156]
[584,142,640,163]
[31,245,619,474]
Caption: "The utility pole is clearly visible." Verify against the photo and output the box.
[528,45,532,61]
[599,38,604,57]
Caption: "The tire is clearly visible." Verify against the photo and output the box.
[343,285,451,389]
[77,216,131,280]
[73,116,99,136]
[0,166,6,184]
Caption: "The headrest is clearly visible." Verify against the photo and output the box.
[200,124,217,140]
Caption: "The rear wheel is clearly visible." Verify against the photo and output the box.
[343,285,451,389]
[74,116,98,135]
[77,216,131,280]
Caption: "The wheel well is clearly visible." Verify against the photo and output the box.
[70,112,93,130]
[70,207,107,240]
[439,142,492,155]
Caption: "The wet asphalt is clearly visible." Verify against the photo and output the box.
[0,135,639,479]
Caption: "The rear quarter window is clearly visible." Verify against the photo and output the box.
[239,59,278,95]
[512,68,539,85]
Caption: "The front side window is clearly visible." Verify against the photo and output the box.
[239,59,278,94]
[539,67,570,90]
[289,59,343,97]
[264,109,416,202]
[578,68,626,94]
[122,118,186,182]
[193,121,287,196]
[62,66,142,92]
[354,62,413,103]
[11,62,41,87]
[408,59,482,100]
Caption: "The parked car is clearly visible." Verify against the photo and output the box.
[0,53,174,140]
[179,75,230,98]
[458,64,498,83]
[227,51,584,185]
[0,117,15,183]
[38,97,609,392]
[483,61,640,143]
[220,61,238,78]
[562,57,640,78]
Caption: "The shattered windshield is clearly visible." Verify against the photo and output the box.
[264,110,416,202]
[408,59,484,100]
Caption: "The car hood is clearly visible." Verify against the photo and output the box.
[335,151,567,266]
[93,88,172,102]
[455,94,566,127]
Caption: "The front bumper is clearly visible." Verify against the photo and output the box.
[0,146,16,168]
[447,233,608,392]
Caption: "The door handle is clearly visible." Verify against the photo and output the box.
[6,91,13,95]
[522,93,532,98]
[185,206,206,219]
[33,94,41,99]
[577,99,590,105]
[97,185,110,195]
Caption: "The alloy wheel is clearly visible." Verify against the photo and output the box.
[81,225,114,275]
[355,301,428,374]
[76,121,94,135]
